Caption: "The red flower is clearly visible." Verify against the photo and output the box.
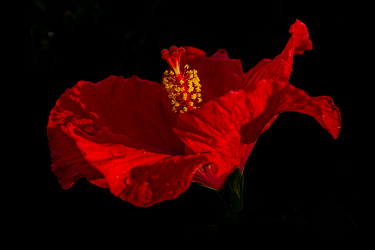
[47,19,341,207]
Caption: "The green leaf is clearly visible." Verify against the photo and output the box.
[191,166,246,225]
[218,166,245,220]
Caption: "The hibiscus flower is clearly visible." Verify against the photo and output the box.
[47,19,341,207]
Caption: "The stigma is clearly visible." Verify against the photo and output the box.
[161,46,202,113]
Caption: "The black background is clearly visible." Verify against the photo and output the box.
[33,0,363,240]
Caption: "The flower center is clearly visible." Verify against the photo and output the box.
[161,46,202,113]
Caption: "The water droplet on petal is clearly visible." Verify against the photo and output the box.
[109,149,126,158]
[116,175,119,178]
[151,174,159,180]
[125,178,132,185]
[140,149,146,153]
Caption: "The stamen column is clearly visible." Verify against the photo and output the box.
[161,46,202,113]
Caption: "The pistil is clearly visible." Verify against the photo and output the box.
[161,46,202,113]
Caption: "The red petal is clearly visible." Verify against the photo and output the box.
[289,19,313,55]
[61,123,220,207]
[240,20,340,142]
[174,79,274,179]
[47,75,185,189]
[175,46,244,104]
[239,81,342,146]
[309,96,342,139]
[241,19,313,135]
[181,46,207,59]
[83,76,185,154]
[261,114,279,133]
[243,19,313,86]
[47,83,108,189]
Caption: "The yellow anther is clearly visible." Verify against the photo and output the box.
[175,102,180,107]
[183,107,188,112]
[170,71,174,75]
[164,70,168,75]
[184,64,189,69]
[180,80,184,85]
[196,87,201,93]
[182,93,187,100]
[198,98,202,103]
[189,74,193,79]
[189,101,194,106]
[191,93,197,100]
[188,86,194,93]
[193,106,197,109]
[197,93,201,97]
[180,109,184,114]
